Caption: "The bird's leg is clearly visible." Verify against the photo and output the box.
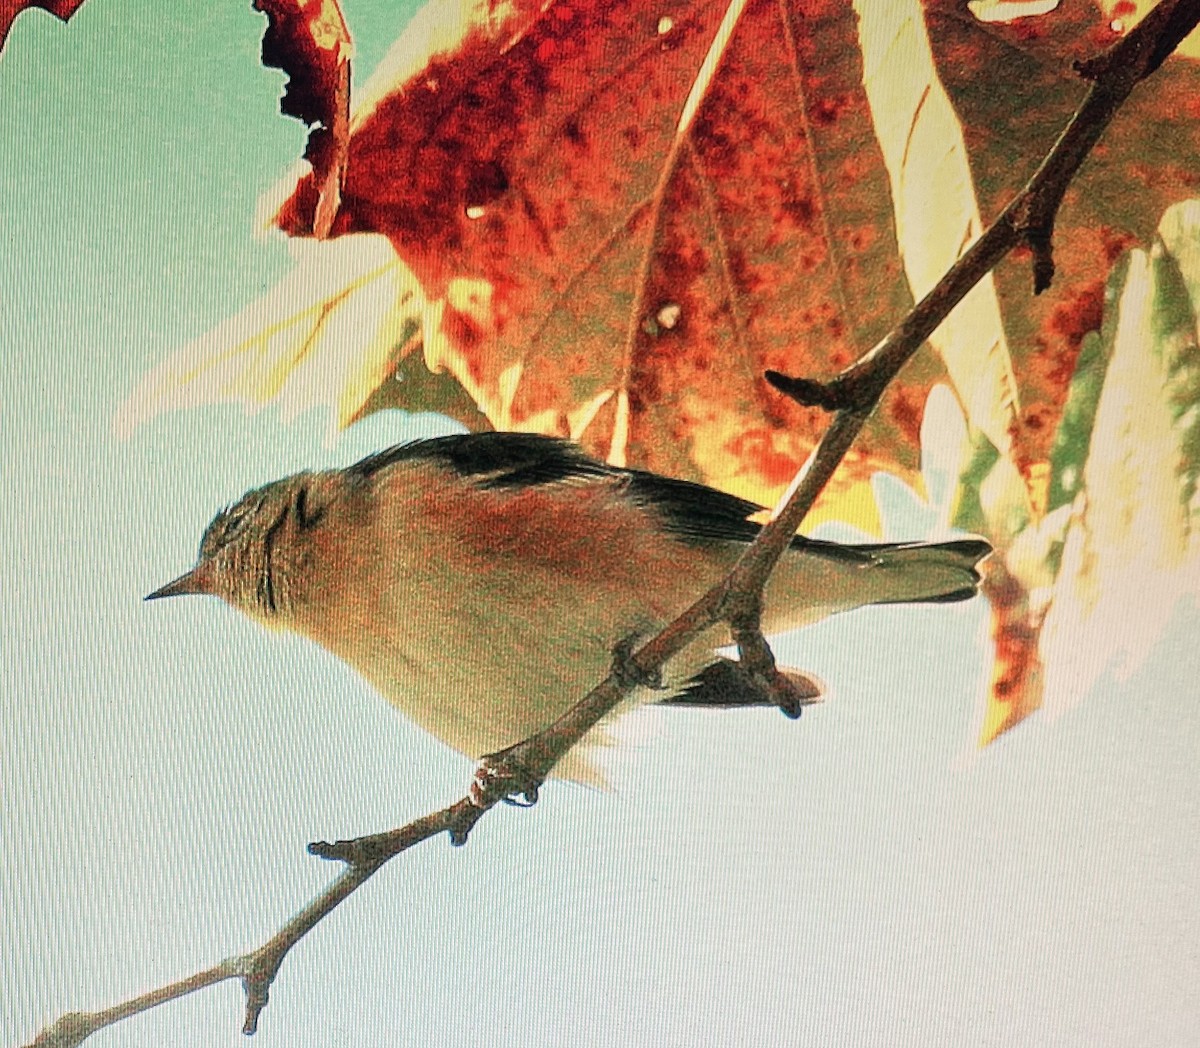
[725,593,823,719]
[732,629,823,719]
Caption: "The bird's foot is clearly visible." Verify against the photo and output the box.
[469,743,543,815]
[771,669,824,719]
[731,621,823,719]
[611,632,663,691]
[663,657,822,718]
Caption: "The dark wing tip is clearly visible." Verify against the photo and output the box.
[347,431,612,488]
[620,471,767,545]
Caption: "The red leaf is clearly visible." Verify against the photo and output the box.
[255,0,352,238]
[272,0,945,528]
[0,0,86,52]
[925,0,1200,478]
[977,562,1045,744]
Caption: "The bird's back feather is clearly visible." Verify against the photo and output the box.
[355,432,989,574]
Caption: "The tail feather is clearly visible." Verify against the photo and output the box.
[793,534,990,566]
[852,538,991,606]
[764,536,991,631]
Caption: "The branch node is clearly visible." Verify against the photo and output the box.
[1027,227,1056,294]
[241,972,272,1036]
[308,838,360,863]
[764,370,850,411]
[1073,53,1109,81]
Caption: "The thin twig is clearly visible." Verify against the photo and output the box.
[25,2,1200,1044]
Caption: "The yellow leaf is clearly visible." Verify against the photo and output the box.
[113,234,424,437]
[855,0,1023,477]
[1039,229,1200,718]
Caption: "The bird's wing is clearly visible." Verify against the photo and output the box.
[348,432,772,543]
[345,432,959,566]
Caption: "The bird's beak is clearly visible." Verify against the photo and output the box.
[145,563,212,601]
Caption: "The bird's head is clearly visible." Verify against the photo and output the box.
[146,471,334,622]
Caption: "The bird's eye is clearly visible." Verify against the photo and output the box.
[216,497,259,540]
[198,492,271,559]
[224,498,262,536]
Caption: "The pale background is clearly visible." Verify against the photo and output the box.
[3,3,1199,1046]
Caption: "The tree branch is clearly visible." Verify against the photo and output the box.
[25,1,1200,1044]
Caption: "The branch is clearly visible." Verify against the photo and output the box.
[24,2,1200,1044]
[27,805,477,1047]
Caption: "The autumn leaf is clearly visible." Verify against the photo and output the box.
[926,0,1200,480]
[254,0,352,238]
[968,200,1200,742]
[113,235,440,436]
[0,0,86,52]
[265,0,982,531]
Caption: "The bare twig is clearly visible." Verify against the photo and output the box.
[25,2,1200,1044]
[29,804,480,1047]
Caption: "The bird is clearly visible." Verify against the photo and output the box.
[147,432,990,782]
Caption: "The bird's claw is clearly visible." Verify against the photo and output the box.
[771,669,824,719]
[611,633,663,690]
[469,746,543,811]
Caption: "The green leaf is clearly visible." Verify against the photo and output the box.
[948,432,1030,545]
[1156,200,1200,533]
[1044,256,1128,515]
[1038,200,1200,718]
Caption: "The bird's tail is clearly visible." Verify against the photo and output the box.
[763,536,992,633]
[844,537,992,606]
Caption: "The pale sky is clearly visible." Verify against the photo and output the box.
[3,4,1199,1047]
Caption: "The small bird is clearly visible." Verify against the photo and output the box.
[148,432,989,781]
